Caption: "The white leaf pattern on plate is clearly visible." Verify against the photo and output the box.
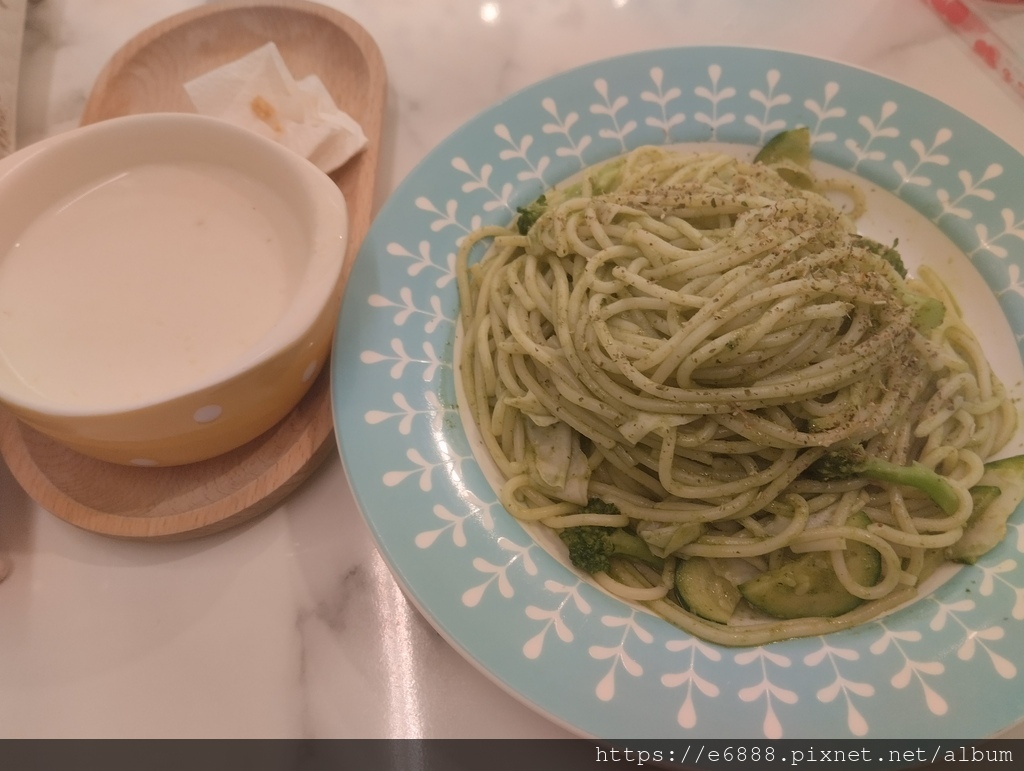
[693,64,737,138]
[744,69,790,144]
[847,100,899,169]
[893,129,952,191]
[735,648,798,739]
[360,338,442,381]
[640,67,685,140]
[590,611,654,701]
[522,579,590,659]
[804,82,846,144]
[385,241,456,288]
[806,641,873,737]
[976,209,1024,262]
[661,637,722,730]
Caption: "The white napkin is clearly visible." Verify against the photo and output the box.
[184,42,367,174]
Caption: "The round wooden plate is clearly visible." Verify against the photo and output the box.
[0,0,386,540]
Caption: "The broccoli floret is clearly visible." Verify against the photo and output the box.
[808,445,960,515]
[558,525,665,574]
[854,236,905,277]
[515,158,626,235]
[850,236,944,330]
[515,194,548,235]
[581,497,620,515]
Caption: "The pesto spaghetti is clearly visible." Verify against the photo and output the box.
[455,139,1020,646]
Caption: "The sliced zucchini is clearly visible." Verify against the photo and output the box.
[738,513,881,619]
[754,127,813,189]
[947,454,1024,565]
[674,557,742,624]
[755,127,812,165]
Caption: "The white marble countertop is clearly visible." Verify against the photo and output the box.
[3,0,1024,740]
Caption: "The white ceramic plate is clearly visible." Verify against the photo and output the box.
[333,47,1024,740]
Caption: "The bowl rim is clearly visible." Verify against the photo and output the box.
[0,112,348,418]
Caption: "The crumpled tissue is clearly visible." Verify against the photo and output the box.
[184,42,367,174]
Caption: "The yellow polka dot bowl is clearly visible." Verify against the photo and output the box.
[0,113,348,466]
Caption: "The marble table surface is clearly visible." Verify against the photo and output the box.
[2,0,1024,740]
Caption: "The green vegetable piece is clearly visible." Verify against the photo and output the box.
[854,236,906,278]
[581,497,620,516]
[948,454,1024,564]
[515,194,547,235]
[755,127,812,166]
[586,156,626,195]
[904,292,946,331]
[514,157,625,236]
[559,524,664,575]
[809,445,959,515]
[674,557,741,624]
[754,127,813,189]
[849,235,944,329]
[739,513,881,619]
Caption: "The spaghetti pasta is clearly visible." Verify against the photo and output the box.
[456,142,1019,644]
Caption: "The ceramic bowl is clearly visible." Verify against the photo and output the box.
[0,113,348,466]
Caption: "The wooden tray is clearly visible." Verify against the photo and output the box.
[0,0,386,540]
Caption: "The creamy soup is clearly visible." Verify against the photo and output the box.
[0,161,305,409]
